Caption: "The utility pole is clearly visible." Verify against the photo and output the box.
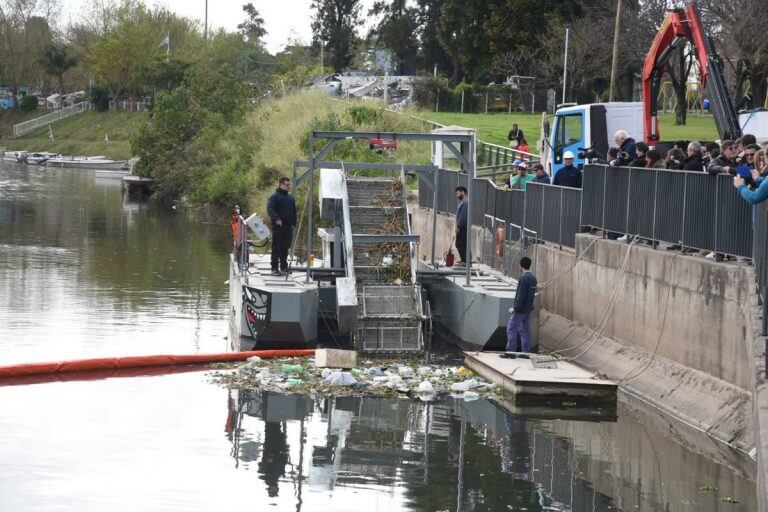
[204,0,208,39]
[562,26,569,104]
[609,0,623,102]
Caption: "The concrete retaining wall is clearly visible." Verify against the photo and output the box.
[410,205,767,508]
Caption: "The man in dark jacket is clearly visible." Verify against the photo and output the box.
[267,177,297,275]
[506,256,537,353]
[454,186,468,264]
[629,141,649,167]
[614,130,638,166]
[683,141,705,172]
[532,163,550,184]
[707,140,736,175]
[553,151,583,188]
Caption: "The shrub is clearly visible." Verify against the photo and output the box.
[89,85,110,112]
[20,95,38,112]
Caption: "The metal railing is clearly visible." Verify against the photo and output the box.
[418,170,578,249]
[420,164,756,257]
[581,164,753,257]
[108,100,149,111]
[13,101,91,137]
[478,141,539,167]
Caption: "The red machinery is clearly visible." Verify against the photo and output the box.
[642,2,741,144]
[369,138,398,151]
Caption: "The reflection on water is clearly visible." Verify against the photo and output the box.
[0,163,758,511]
[0,162,231,364]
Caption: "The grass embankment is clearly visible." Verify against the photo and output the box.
[247,92,431,207]
[2,111,148,160]
[423,111,719,146]
[0,109,51,138]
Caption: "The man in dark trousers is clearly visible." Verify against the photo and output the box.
[506,256,537,353]
[552,151,583,188]
[454,186,468,265]
[267,177,297,276]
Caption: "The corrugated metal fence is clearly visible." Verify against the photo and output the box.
[417,170,578,247]
[419,164,755,257]
[581,164,753,257]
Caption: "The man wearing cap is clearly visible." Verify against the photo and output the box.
[532,163,550,184]
[508,161,534,191]
[504,160,522,188]
[552,151,583,188]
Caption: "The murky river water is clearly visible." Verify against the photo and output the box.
[0,163,758,511]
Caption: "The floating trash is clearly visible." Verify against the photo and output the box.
[209,356,501,400]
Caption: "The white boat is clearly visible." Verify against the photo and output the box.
[94,169,130,179]
[46,157,128,170]
[26,152,59,165]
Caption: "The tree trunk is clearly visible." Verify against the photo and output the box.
[675,86,687,125]
[451,55,460,84]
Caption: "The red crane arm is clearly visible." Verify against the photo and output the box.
[642,4,710,144]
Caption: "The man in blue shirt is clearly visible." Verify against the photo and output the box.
[506,256,537,353]
[454,186,468,264]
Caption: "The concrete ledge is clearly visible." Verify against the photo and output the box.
[539,309,755,453]
[744,266,768,512]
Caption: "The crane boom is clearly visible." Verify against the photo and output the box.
[642,2,741,144]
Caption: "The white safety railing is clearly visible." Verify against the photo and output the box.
[13,102,91,137]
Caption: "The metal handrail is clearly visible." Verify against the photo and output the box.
[13,102,91,137]
[400,164,419,285]
[339,163,356,279]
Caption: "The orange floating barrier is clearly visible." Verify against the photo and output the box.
[0,349,315,382]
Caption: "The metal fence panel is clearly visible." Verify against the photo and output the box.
[603,167,630,233]
[581,165,606,228]
[715,174,753,257]
[626,168,656,239]
[524,183,544,237]
[561,187,582,248]
[681,173,718,250]
[542,186,562,243]
[653,171,686,244]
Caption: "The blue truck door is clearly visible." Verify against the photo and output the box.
[551,109,586,179]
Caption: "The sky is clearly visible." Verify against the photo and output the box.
[59,0,376,54]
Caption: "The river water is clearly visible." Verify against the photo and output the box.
[0,163,758,511]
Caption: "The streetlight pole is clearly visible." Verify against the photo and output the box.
[609,0,623,101]
[562,26,569,104]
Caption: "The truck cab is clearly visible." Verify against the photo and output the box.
[548,102,644,178]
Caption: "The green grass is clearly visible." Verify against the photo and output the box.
[0,109,51,138]
[422,111,720,147]
[248,92,431,206]
[2,110,148,160]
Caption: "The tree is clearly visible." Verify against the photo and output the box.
[237,3,266,43]
[368,0,419,74]
[311,0,362,71]
[0,0,55,108]
[40,44,77,97]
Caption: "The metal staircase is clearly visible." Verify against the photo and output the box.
[341,172,424,353]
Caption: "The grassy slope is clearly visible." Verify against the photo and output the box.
[423,111,719,146]
[248,92,431,206]
[2,111,148,160]
[0,109,51,138]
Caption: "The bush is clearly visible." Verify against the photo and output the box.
[20,95,38,112]
[89,85,110,112]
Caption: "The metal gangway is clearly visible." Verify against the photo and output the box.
[340,169,424,354]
